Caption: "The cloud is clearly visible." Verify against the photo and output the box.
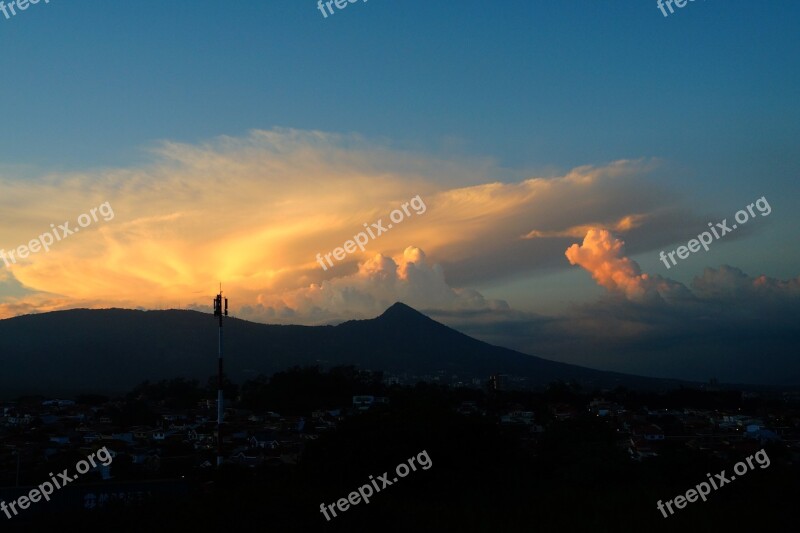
[1,128,701,321]
[237,246,508,325]
[430,230,800,385]
[565,228,688,302]
[691,265,800,301]
[522,213,648,239]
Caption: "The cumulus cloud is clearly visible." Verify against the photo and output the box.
[431,230,800,385]
[237,246,508,325]
[691,265,800,301]
[565,229,688,302]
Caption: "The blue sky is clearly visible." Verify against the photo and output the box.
[1,0,798,381]
[2,1,797,180]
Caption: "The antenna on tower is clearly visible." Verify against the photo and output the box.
[213,283,228,467]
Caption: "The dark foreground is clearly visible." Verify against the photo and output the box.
[1,369,798,532]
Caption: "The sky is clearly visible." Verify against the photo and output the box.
[1,0,799,383]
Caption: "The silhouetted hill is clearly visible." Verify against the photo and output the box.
[0,303,689,396]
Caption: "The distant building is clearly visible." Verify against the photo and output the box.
[353,396,374,410]
[352,396,388,410]
[633,424,665,441]
[42,399,76,407]
[489,374,507,391]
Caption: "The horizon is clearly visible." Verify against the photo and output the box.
[0,301,791,392]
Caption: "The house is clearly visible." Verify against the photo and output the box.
[500,411,535,426]
[589,398,618,417]
[42,399,75,408]
[132,427,155,440]
[7,414,33,426]
[550,404,578,421]
[40,414,60,425]
[128,448,160,466]
[232,451,265,468]
[312,419,336,432]
[633,424,665,441]
[353,396,374,410]
[83,433,101,443]
[188,427,213,442]
[746,428,781,444]
[457,401,479,415]
[112,433,135,444]
[629,437,659,460]
[250,431,280,449]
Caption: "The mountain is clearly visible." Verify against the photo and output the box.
[0,302,689,397]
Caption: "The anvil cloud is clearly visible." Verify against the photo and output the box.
[0,128,693,323]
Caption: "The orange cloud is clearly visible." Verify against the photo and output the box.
[237,246,508,324]
[565,229,684,301]
[522,213,648,239]
[0,129,677,322]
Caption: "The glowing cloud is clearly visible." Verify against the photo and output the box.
[0,129,689,322]
[565,229,685,301]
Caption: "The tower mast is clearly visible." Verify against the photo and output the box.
[213,284,228,467]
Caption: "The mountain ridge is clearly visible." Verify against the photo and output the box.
[0,303,693,397]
